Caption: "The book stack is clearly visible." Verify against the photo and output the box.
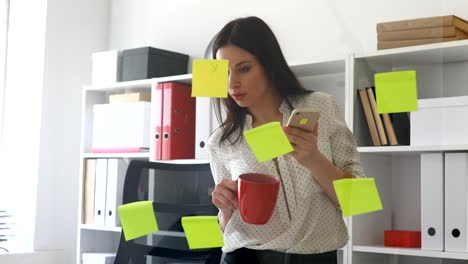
[357,87,410,146]
[377,15,468,50]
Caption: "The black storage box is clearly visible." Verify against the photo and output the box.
[121,46,189,81]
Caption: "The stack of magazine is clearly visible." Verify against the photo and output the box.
[377,15,468,50]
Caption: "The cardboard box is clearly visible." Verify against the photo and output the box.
[384,230,421,248]
[121,46,188,81]
[109,92,151,104]
[411,96,468,145]
[92,50,121,85]
[92,102,150,152]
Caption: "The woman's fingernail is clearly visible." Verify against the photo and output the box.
[282,126,288,132]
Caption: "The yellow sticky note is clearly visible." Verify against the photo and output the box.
[181,216,224,249]
[375,70,418,114]
[333,178,383,217]
[243,122,294,163]
[192,59,228,98]
[118,201,158,241]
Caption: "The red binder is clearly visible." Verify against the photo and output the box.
[153,82,196,160]
[154,83,164,160]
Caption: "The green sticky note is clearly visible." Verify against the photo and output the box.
[192,59,228,98]
[243,122,294,163]
[333,178,383,217]
[118,201,158,241]
[375,70,418,114]
[181,216,224,249]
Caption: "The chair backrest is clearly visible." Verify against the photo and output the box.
[114,160,221,264]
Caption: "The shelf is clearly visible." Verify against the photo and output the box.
[151,159,210,164]
[82,74,193,92]
[357,144,468,155]
[80,224,121,232]
[81,153,209,163]
[355,39,468,66]
[80,225,186,238]
[83,79,154,92]
[155,74,192,85]
[290,59,345,77]
[353,245,468,260]
[82,152,150,159]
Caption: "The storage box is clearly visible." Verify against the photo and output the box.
[108,92,151,104]
[384,230,421,248]
[82,253,115,264]
[411,96,468,145]
[91,102,150,152]
[92,50,121,85]
[121,46,189,81]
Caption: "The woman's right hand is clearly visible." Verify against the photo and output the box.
[211,179,238,213]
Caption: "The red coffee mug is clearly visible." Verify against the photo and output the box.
[237,173,280,225]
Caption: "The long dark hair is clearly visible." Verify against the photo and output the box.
[212,16,312,144]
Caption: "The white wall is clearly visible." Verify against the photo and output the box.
[33,0,109,263]
[107,0,468,64]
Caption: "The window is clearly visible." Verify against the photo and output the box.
[0,0,48,253]
[0,0,7,138]
[0,0,10,254]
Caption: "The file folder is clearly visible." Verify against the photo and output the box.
[195,97,214,159]
[154,83,164,160]
[421,153,444,251]
[94,159,108,226]
[105,159,129,227]
[83,159,97,225]
[161,82,195,160]
[445,152,468,252]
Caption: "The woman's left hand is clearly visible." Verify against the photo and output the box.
[283,123,323,169]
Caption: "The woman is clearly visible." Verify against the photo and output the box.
[207,16,365,264]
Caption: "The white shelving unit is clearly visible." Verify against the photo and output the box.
[350,40,468,264]
[76,75,212,264]
[77,78,153,264]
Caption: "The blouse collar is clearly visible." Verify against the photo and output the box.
[245,98,292,130]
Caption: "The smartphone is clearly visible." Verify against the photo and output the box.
[286,108,320,131]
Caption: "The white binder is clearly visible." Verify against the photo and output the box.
[421,153,444,251]
[195,97,213,159]
[104,159,129,227]
[445,152,468,252]
[94,159,108,226]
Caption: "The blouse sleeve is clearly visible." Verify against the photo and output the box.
[327,95,366,178]
[207,134,232,184]
[206,132,233,220]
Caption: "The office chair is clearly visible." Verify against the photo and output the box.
[114,160,222,264]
